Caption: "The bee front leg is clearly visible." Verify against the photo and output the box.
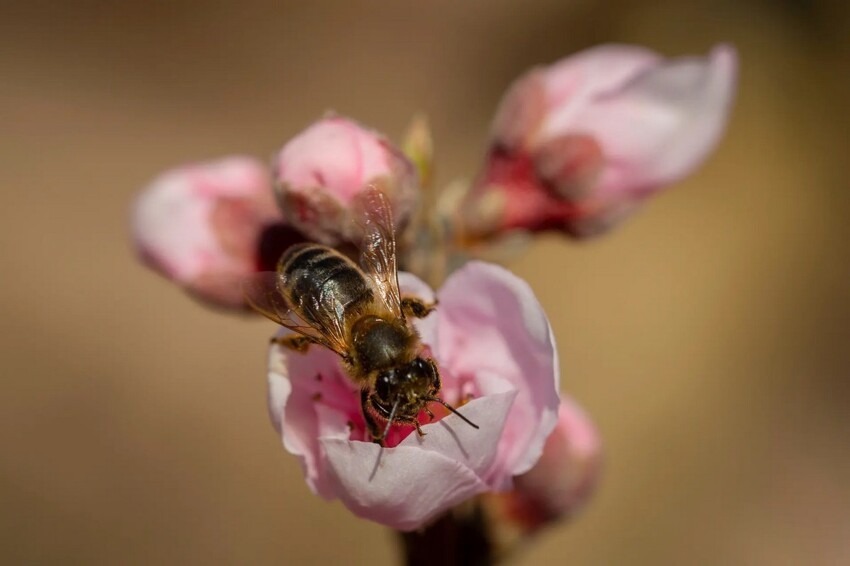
[401,296,438,319]
[270,335,317,353]
[427,358,442,392]
[361,389,384,445]
[395,415,427,437]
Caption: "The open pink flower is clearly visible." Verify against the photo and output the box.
[274,116,418,245]
[131,156,303,308]
[267,262,560,530]
[461,44,738,239]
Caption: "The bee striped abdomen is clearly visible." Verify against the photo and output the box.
[279,244,374,325]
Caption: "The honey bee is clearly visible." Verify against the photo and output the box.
[243,186,478,444]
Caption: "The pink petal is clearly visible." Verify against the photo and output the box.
[321,439,487,531]
[268,334,354,498]
[540,44,661,136]
[319,395,512,531]
[569,44,738,197]
[508,396,603,529]
[276,116,394,203]
[490,68,548,150]
[472,44,738,240]
[399,390,517,480]
[274,116,419,245]
[131,156,278,307]
[436,262,560,483]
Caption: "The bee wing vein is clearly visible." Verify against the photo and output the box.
[242,271,349,356]
[355,182,403,318]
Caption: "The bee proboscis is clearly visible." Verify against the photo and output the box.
[243,185,478,443]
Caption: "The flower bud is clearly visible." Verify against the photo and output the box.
[131,156,302,308]
[274,116,418,245]
[487,396,602,535]
[462,44,738,240]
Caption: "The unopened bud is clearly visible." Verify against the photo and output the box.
[463,44,738,240]
[274,116,418,246]
[131,156,301,308]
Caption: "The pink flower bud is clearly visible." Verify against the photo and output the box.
[463,44,738,239]
[131,156,302,308]
[498,396,602,532]
[267,262,561,531]
[274,116,419,245]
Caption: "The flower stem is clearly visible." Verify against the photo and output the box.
[398,503,494,566]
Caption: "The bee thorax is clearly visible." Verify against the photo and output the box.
[351,316,414,373]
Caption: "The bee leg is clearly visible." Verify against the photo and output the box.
[427,358,442,392]
[401,296,438,319]
[270,335,316,353]
[424,407,435,421]
[414,420,426,437]
[361,390,384,445]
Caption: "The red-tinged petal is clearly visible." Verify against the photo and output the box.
[532,134,604,201]
[468,43,738,240]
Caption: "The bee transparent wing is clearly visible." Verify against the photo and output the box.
[354,182,403,317]
[242,271,349,357]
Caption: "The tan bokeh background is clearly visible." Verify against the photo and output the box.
[2,1,849,564]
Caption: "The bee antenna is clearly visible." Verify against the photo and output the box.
[379,399,401,442]
[426,397,480,430]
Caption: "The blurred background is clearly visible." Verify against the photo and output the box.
[2,0,849,564]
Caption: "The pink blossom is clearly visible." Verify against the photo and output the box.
[267,262,560,531]
[131,156,303,308]
[462,44,738,239]
[274,116,419,245]
[496,396,602,532]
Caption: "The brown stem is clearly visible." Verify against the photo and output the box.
[399,503,493,566]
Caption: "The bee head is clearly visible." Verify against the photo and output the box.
[371,357,479,441]
[375,357,437,404]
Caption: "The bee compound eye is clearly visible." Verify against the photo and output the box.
[410,358,428,373]
[376,371,393,401]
